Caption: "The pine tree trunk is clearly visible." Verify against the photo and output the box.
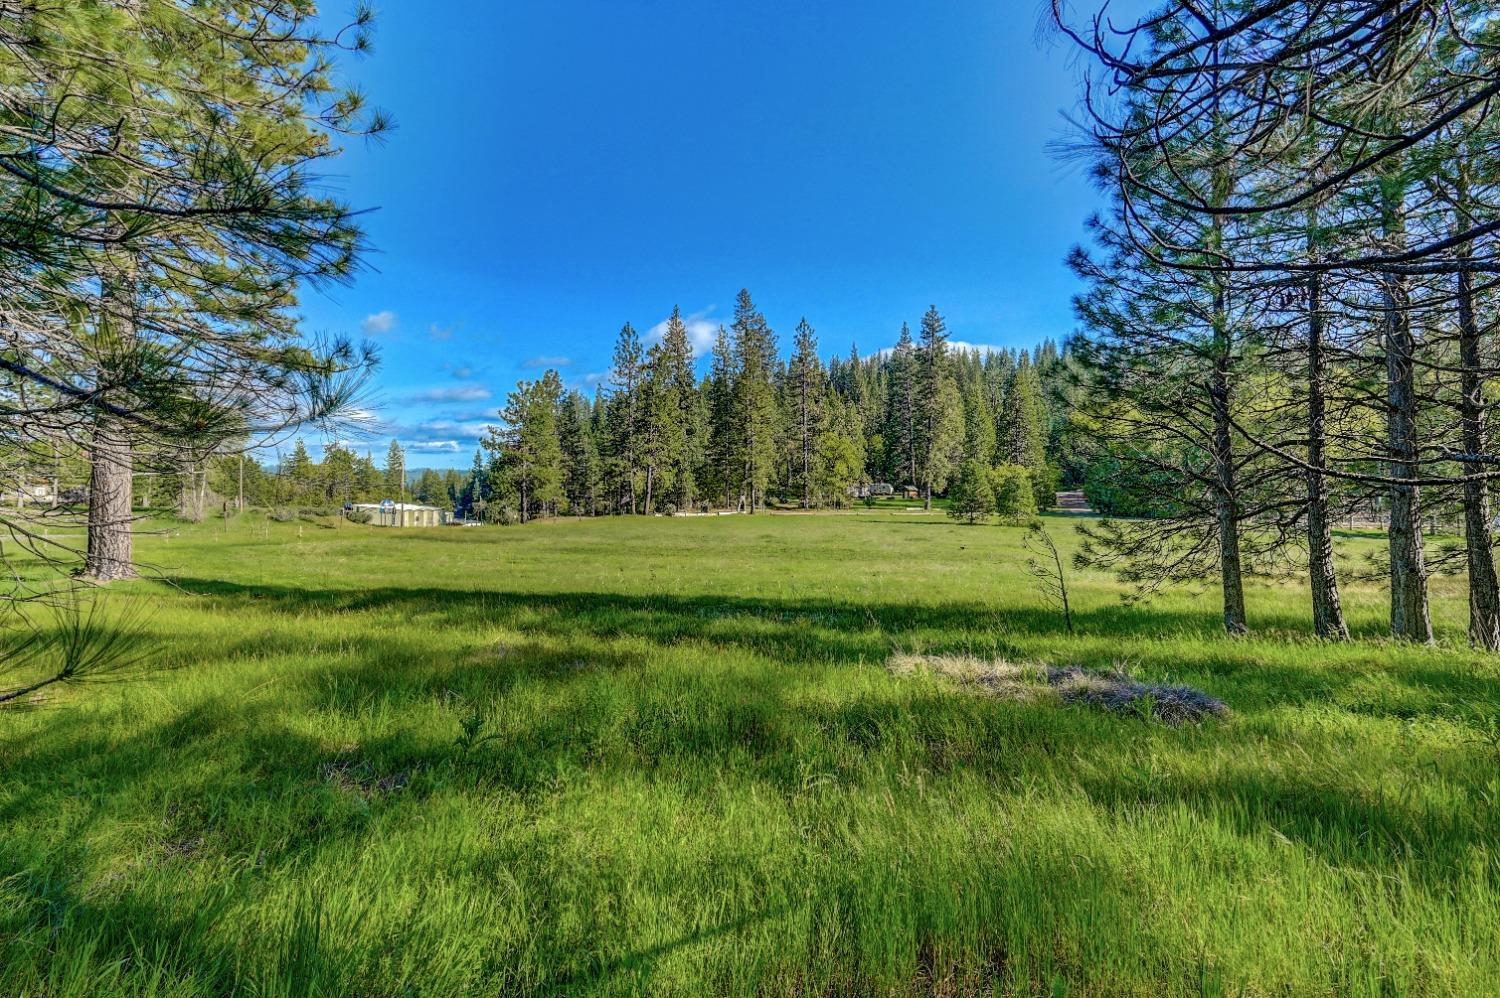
[1382,269,1433,642]
[83,411,137,581]
[644,464,654,515]
[801,399,811,509]
[1209,355,1248,635]
[1204,179,1247,635]
[1458,256,1500,649]
[1305,270,1349,640]
[179,462,200,521]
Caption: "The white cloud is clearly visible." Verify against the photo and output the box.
[415,418,492,438]
[428,323,453,341]
[404,385,492,404]
[645,308,719,358]
[406,440,461,454]
[362,310,398,334]
[523,355,572,368]
[873,340,1011,360]
[949,341,1010,356]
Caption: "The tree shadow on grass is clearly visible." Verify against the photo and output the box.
[164,575,1295,648]
[161,577,1500,707]
[1070,760,1495,885]
[5,585,1498,991]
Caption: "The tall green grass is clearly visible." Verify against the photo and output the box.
[1,511,1496,995]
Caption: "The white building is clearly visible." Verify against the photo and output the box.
[348,502,452,527]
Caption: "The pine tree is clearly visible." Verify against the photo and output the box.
[413,469,444,504]
[558,390,601,515]
[322,443,356,507]
[458,449,491,521]
[655,306,703,511]
[353,451,381,503]
[884,323,919,487]
[991,464,1037,523]
[1000,357,1052,508]
[947,459,995,524]
[788,318,824,507]
[915,306,963,509]
[487,370,565,522]
[384,441,406,502]
[814,391,867,507]
[731,290,778,512]
[962,378,997,469]
[703,326,739,509]
[283,440,315,505]
[14,4,390,583]
[605,323,645,513]
[640,342,685,513]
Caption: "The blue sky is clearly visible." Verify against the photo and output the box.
[299,0,1114,469]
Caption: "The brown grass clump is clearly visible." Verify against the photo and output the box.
[888,653,1228,726]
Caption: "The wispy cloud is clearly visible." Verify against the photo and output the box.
[873,340,1011,360]
[362,310,398,334]
[406,440,461,454]
[413,418,492,438]
[645,308,719,358]
[523,355,572,369]
[403,385,492,404]
[428,323,453,341]
[950,341,1010,356]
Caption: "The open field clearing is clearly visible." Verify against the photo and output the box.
[3,511,1498,995]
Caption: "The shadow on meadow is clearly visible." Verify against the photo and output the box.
[6,574,1500,993]
[160,576,1500,707]
[167,574,1323,651]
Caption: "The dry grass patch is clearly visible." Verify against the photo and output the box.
[888,652,1229,725]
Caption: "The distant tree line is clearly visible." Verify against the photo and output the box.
[462,291,1072,522]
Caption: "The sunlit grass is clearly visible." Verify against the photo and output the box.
[1,511,1496,995]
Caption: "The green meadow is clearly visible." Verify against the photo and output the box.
[2,511,1497,995]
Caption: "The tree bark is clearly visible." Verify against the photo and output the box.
[801,395,811,509]
[1305,269,1349,640]
[1209,353,1248,635]
[83,411,136,581]
[1382,268,1433,642]
[1457,251,1500,649]
[1204,167,1247,636]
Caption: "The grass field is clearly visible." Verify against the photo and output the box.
[2,510,1498,995]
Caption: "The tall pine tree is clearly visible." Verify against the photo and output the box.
[731,290,778,512]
